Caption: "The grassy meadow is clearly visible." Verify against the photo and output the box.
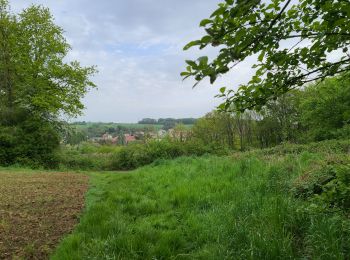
[1,1,349,259]
[52,142,350,259]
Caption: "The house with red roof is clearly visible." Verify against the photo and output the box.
[124,134,136,144]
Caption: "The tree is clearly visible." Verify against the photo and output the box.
[138,118,158,124]
[298,74,350,141]
[163,120,176,131]
[172,123,189,142]
[256,91,301,147]
[0,1,96,119]
[233,111,255,150]
[192,111,236,149]
[182,0,350,112]
[64,128,88,145]
[0,1,96,166]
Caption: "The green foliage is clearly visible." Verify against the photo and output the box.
[56,142,122,171]
[182,0,350,111]
[57,150,111,171]
[195,75,350,149]
[317,165,350,211]
[57,139,223,171]
[192,110,259,151]
[63,128,88,145]
[293,164,350,212]
[136,118,197,131]
[298,75,350,141]
[254,139,350,157]
[0,1,96,118]
[0,1,96,167]
[192,111,235,149]
[71,122,163,139]
[53,150,350,259]
[257,91,301,146]
[0,111,60,168]
[109,139,221,170]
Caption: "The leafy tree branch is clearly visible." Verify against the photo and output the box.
[182,0,350,111]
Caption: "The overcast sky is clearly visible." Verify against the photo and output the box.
[11,0,255,122]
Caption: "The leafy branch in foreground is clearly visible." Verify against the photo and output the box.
[182,0,350,111]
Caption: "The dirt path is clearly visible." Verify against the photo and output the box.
[0,171,89,259]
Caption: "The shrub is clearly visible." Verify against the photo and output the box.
[0,127,18,165]
[57,139,220,171]
[0,116,60,168]
[314,165,350,211]
[109,139,225,170]
[255,139,350,156]
[56,146,112,171]
[292,165,336,199]
[292,164,350,212]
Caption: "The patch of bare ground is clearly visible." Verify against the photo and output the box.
[0,171,89,259]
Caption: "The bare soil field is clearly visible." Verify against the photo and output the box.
[0,170,89,259]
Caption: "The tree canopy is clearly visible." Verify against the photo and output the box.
[0,0,96,166]
[182,0,350,111]
[0,0,96,122]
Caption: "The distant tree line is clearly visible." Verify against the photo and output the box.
[138,118,197,130]
[138,118,197,125]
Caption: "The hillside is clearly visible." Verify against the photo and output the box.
[1,1,349,259]
[52,141,350,259]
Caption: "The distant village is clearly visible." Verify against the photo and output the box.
[91,129,168,144]
[68,118,196,145]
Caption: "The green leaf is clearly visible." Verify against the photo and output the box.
[201,35,212,44]
[185,60,197,68]
[197,56,208,65]
[218,103,227,110]
[183,40,201,51]
[258,51,265,62]
[210,74,217,84]
[210,6,226,18]
[220,87,226,93]
[199,19,212,27]
[217,66,229,74]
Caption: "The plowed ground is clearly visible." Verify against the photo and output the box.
[0,171,89,259]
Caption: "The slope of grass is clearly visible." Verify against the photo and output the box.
[52,149,350,259]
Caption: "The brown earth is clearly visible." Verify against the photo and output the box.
[0,170,89,259]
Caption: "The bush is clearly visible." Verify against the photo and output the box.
[56,138,223,171]
[56,145,112,171]
[314,165,350,211]
[109,139,225,170]
[333,124,350,140]
[292,164,350,212]
[0,115,60,168]
[0,127,18,165]
[255,139,350,156]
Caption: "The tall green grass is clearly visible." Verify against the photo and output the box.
[52,152,350,259]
